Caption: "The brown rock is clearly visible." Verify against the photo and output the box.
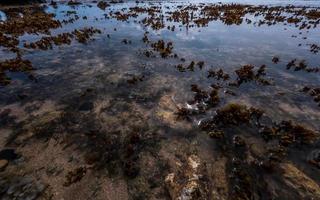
[156,94,192,130]
[281,162,320,199]
[165,155,210,200]
[0,159,8,171]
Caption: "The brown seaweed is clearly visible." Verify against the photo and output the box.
[0,57,34,85]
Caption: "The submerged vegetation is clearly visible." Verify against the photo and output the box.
[232,64,271,86]
[0,1,320,200]
[0,57,34,85]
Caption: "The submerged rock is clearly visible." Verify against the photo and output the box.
[0,159,8,171]
[156,94,192,130]
[165,155,210,200]
[0,176,46,200]
[281,162,320,199]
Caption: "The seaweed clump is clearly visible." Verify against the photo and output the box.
[309,44,320,54]
[199,103,263,136]
[175,61,204,72]
[272,56,280,64]
[0,33,19,52]
[213,103,262,126]
[189,84,220,110]
[275,121,319,146]
[258,116,319,147]
[175,85,220,120]
[207,68,230,81]
[73,27,102,43]
[97,1,110,10]
[286,59,320,73]
[150,40,173,58]
[0,57,34,85]
[199,102,319,197]
[258,120,319,166]
[231,64,270,86]
[141,11,165,30]
[0,8,61,36]
[23,27,101,50]
[0,7,61,54]
[197,103,269,199]
[301,86,320,107]
[24,33,73,50]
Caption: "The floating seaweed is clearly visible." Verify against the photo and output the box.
[23,28,101,50]
[0,7,61,54]
[309,44,320,54]
[286,59,320,73]
[231,64,271,86]
[187,61,195,71]
[197,61,205,69]
[0,57,34,85]
[175,64,186,72]
[0,7,61,36]
[207,68,230,81]
[73,27,102,43]
[142,32,149,43]
[0,33,19,52]
[24,33,73,50]
[301,86,320,107]
[150,40,173,58]
[97,1,110,10]
[122,39,132,44]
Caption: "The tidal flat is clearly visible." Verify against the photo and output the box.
[0,0,320,199]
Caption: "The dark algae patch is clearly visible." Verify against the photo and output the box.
[23,27,101,50]
[229,64,271,86]
[0,0,320,200]
[0,57,34,85]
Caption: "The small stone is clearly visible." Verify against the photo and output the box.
[0,159,8,171]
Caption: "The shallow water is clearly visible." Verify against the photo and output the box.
[0,1,320,199]
[1,1,320,122]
